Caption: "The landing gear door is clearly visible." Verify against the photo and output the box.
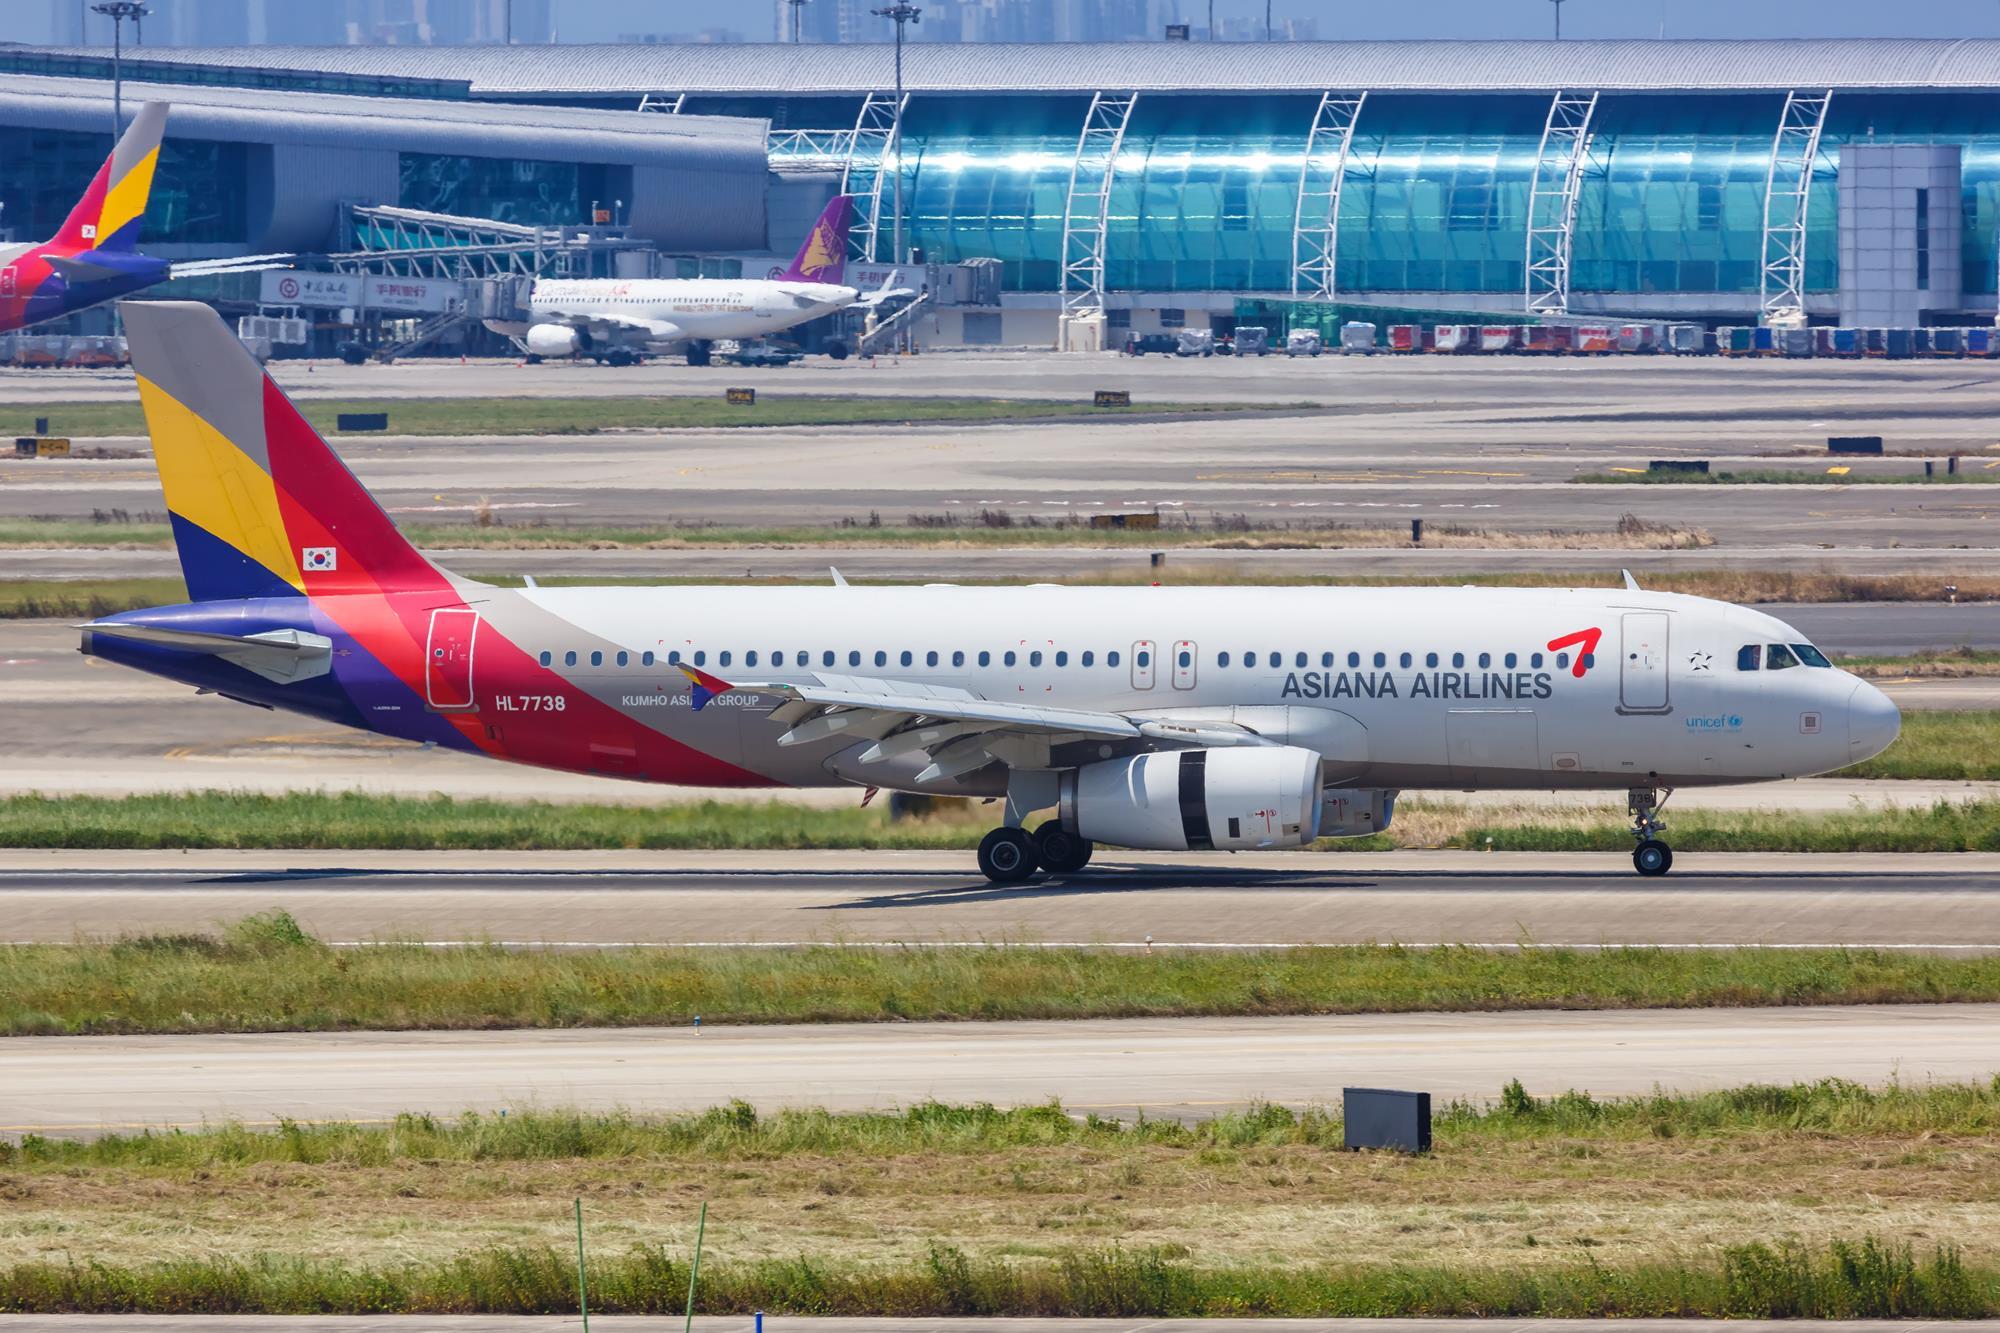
[1619,611,1670,713]
[1131,640,1156,690]
[426,607,479,711]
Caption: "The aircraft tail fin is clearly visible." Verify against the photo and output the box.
[120,300,446,604]
[778,194,854,285]
[52,102,169,255]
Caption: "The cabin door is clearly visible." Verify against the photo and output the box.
[426,608,480,711]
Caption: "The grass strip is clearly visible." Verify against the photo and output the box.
[1840,709,2000,779]
[8,912,2000,1034]
[1576,468,2000,485]
[7,791,2000,855]
[0,1237,1986,1317]
[10,1081,2000,1168]
[0,396,1270,439]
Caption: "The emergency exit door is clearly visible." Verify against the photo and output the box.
[1619,611,1670,712]
[426,608,480,711]
[1131,640,1156,690]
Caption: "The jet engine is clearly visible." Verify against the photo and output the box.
[1320,788,1397,837]
[1058,745,1323,851]
[525,323,591,358]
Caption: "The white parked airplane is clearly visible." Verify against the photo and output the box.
[496,195,906,365]
[90,301,1902,884]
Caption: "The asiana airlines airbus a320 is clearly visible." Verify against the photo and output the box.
[84,302,1900,882]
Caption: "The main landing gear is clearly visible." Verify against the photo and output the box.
[974,824,1095,884]
[1628,786,1675,876]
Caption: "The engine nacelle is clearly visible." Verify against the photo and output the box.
[1320,788,1397,838]
[1060,745,1323,851]
[525,323,589,357]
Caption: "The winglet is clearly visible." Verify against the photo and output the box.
[1621,568,1641,592]
[678,662,734,711]
[830,566,849,587]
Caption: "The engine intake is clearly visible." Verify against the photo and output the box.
[525,323,589,357]
[1060,745,1323,851]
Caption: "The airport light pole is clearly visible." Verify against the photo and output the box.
[872,3,919,350]
[1550,0,1565,39]
[90,1,150,138]
[787,0,810,41]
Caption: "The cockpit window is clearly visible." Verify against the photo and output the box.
[1791,643,1832,668]
[1766,643,1800,670]
[1737,644,1760,671]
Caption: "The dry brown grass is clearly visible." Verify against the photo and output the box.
[4,1134,1993,1275]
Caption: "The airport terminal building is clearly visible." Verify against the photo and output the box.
[7,39,2000,344]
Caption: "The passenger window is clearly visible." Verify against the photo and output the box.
[874,651,887,667]
[1178,649,1191,668]
[1766,644,1800,670]
[1005,650,1017,666]
[1322,652,1334,668]
[1477,653,1489,668]
[718,651,731,667]
[642,651,654,667]
[1295,652,1307,668]
[1792,643,1832,668]
[952,650,965,667]
[900,651,913,667]
[668,650,682,665]
[1425,652,1439,668]
[824,651,836,667]
[1453,652,1465,668]
[617,651,629,667]
[746,651,758,667]
[1219,651,1232,667]
[1108,650,1121,667]
[1581,653,1595,669]
[1373,652,1386,668]
[564,651,579,666]
[1349,652,1361,668]
[539,651,552,667]
[1030,650,1043,667]
[1399,653,1413,668]
[694,651,706,666]
[1055,651,1068,666]
[849,650,862,667]
[1269,652,1282,668]
[1081,651,1094,667]
[1504,652,1516,668]
[1556,652,1569,670]
[979,650,992,667]
[590,650,603,667]
[1530,653,1543,668]
[926,651,938,667]
[1136,650,1149,667]
[1737,645,1760,671]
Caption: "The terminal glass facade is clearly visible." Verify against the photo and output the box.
[398,153,631,228]
[852,91,2000,304]
[0,127,248,245]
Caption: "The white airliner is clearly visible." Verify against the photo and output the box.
[90,301,1902,883]
[498,195,906,365]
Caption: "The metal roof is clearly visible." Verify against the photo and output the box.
[35,39,2000,96]
[0,73,769,164]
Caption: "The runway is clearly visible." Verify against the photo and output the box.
[5,850,1999,948]
[5,1002,1996,1136]
[2,1321,1990,1333]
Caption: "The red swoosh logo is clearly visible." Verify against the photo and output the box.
[1545,627,1603,678]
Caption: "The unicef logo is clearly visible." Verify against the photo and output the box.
[1687,714,1745,731]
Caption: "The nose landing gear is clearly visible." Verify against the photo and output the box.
[1629,786,1675,876]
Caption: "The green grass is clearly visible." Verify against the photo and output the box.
[0,578,186,619]
[0,1237,1986,1317]
[7,910,2000,1035]
[1576,467,2000,485]
[8,791,2000,855]
[1841,710,2000,780]
[10,1081,1999,1169]
[1,395,1270,439]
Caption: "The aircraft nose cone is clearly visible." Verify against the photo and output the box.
[1846,679,1901,762]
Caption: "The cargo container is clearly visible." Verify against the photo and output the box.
[1340,321,1378,354]
[1546,324,1576,354]
[1752,326,1777,356]
[1616,323,1661,353]
[1832,328,1860,357]
[1285,328,1323,356]
[1433,324,1478,353]
[1388,324,1422,353]
[1931,328,1964,358]
[1779,328,1815,358]
[1862,328,1887,358]
[1967,328,1994,358]
[1720,326,1755,356]
[1667,323,1705,355]
[1479,325,1518,353]
[1884,328,1914,359]
[1911,329,1935,357]
[1574,325,1616,354]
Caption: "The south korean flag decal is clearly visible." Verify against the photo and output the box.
[302,547,338,573]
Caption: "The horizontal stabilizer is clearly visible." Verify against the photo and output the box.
[81,622,333,685]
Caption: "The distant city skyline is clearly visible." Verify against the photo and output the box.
[16,0,2000,45]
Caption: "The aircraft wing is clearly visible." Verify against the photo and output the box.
[677,665,1266,783]
[558,312,684,341]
